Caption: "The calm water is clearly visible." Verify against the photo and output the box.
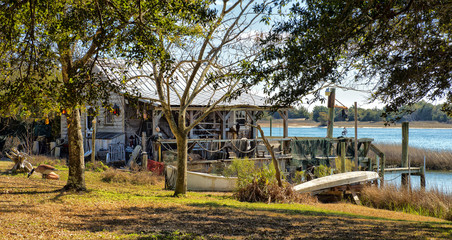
[384,171,452,194]
[262,126,452,151]
[261,126,452,193]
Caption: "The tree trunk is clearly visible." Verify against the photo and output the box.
[64,106,86,191]
[174,133,188,196]
[255,125,283,187]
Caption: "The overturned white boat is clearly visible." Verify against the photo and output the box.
[165,165,237,192]
[293,171,379,193]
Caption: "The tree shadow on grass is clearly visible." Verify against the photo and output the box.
[60,203,451,239]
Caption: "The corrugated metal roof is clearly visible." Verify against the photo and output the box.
[94,59,268,108]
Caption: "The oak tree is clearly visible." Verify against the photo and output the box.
[123,0,273,195]
[0,0,209,191]
[249,0,451,116]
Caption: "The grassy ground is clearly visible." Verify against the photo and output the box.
[0,161,451,240]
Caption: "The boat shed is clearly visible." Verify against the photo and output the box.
[60,59,290,164]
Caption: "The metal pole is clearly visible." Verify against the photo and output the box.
[354,102,358,171]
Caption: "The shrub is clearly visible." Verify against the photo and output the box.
[224,158,276,189]
[361,185,452,220]
[101,169,159,185]
[314,164,332,178]
[85,161,109,172]
[333,157,355,173]
[226,158,316,204]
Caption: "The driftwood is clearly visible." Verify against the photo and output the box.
[5,148,32,173]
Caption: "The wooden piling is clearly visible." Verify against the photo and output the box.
[327,88,336,138]
[381,154,385,188]
[142,132,147,171]
[340,142,346,173]
[421,155,426,188]
[354,102,358,171]
[401,122,409,188]
[91,119,97,163]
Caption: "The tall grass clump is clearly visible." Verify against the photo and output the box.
[85,161,109,172]
[370,144,452,170]
[28,155,66,168]
[101,168,159,185]
[361,185,452,221]
[224,158,317,204]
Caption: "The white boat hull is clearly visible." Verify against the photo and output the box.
[166,165,237,192]
[293,171,379,193]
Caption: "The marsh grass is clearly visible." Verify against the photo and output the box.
[361,185,452,221]
[370,144,452,170]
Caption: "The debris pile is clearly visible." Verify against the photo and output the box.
[5,148,32,174]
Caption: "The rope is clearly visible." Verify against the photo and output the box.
[384,174,401,182]
[228,139,258,154]
[194,141,230,153]
[160,142,178,154]
[335,99,348,109]
[158,138,260,154]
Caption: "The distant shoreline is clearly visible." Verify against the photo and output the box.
[257,119,452,129]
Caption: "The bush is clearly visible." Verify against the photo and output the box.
[361,185,452,220]
[85,161,108,172]
[101,169,159,185]
[333,157,355,173]
[226,158,316,204]
[314,164,332,178]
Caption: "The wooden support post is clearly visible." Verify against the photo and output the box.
[376,155,380,173]
[347,185,361,205]
[420,155,426,188]
[50,142,56,157]
[341,142,346,173]
[408,156,412,192]
[327,88,336,138]
[246,110,257,140]
[270,117,272,137]
[369,158,373,172]
[153,111,162,162]
[91,118,97,163]
[142,132,147,170]
[381,154,385,188]
[158,142,162,162]
[401,122,409,188]
[278,109,289,154]
[189,110,194,138]
[354,102,358,171]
